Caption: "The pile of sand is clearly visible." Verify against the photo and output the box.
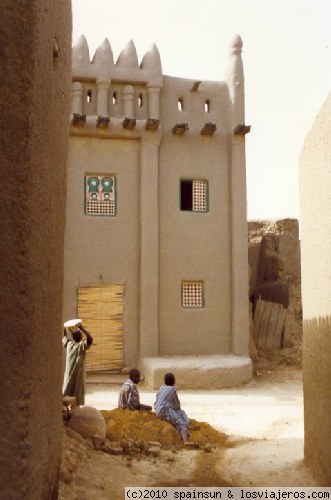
[101,409,228,448]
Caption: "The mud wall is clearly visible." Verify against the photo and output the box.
[0,2,71,498]
[300,91,331,484]
[248,219,302,363]
[302,318,331,484]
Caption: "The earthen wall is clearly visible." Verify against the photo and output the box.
[0,2,71,497]
[300,91,331,484]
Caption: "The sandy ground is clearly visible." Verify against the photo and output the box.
[59,366,321,500]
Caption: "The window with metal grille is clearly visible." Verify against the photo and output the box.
[180,179,208,212]
[181,280,204,308]
[85,175,116,216]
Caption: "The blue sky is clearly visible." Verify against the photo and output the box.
[72,0,331,221]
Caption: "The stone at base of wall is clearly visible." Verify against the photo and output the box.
[140,355,252,390]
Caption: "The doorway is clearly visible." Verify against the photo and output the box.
[77,284,124,371]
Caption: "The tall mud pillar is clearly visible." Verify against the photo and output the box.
[0,2,71,498]
[227,34,250,356]
[139,135,161,357]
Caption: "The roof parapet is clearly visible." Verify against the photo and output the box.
[72,35,90,65]
[92,38,114,67]
[141,44,162,77]
[72,36,163,88]
[116,40,139,68]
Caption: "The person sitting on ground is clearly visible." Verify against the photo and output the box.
[62,319,93,406]
[118,368,152,411]
[154,372,190,443]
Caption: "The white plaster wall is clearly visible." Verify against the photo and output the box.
[299,91,331,484]
[159,76,232,354]
[300,92,331,319]
[63,137,140,366]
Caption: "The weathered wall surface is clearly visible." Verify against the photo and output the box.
[248,219,302,364]
[0,2,71,498]
[299,92,331,484]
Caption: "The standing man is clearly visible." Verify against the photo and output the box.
[62,319,93,406]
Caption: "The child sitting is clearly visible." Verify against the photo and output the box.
[154,372,190,442]
[118,368,152,411]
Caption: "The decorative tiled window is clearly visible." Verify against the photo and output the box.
[180,179,208,212]
[85,175,116,216]
[181,281,204,308]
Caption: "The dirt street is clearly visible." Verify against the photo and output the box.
[59,366,321,500]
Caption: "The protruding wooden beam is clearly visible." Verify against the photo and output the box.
[233,124,251,135]
[191,81,201,91]
[201,123,217,136]
[96,115,110,129]
[122,117,136,130]
[71,113,86,127]
[172,123,189,135]
[145,118,160,131]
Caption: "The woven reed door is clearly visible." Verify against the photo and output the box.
[78,284,124,371]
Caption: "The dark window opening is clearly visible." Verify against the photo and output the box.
[180,179,208,212]
[87,89,92,103]
[205,100,210,113]
[180,180,193,210]
[138,93,143,107]
[112,92,117,105]
[178,98,184,111]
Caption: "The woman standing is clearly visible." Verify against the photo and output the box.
[62,319,93,406]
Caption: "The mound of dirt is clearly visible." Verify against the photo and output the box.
[101,409,228,448]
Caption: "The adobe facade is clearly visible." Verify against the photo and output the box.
[63,34,252,388]
[299,92,331,484]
